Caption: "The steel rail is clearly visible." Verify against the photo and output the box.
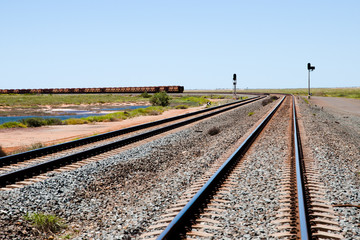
[0,96,263,167]
[293,96,312,239]
[157,96,286,240]
[0,96,265,187]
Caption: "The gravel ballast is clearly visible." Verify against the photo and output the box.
[0,99,277,239]
[210,96,291,239]
[1,95,357,239]
[297,96,359,239]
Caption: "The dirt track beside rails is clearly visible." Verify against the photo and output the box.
[309,96,360,116]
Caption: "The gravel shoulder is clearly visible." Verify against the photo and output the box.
[0,98,277,239]
[309,96,360,116]
[297,97,360,239]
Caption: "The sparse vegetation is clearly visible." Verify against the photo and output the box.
[302,97,309,104]
[24,212,67,233]
[0,94,149,108]
[0,121,26,128]
[63,118,89,125]
[150,91,170,107]
[0,94,230,128]
[239,87,360,99]
[20,117,63,127]
[175,105,189,109]
[171,96,209,107]
[140,91,151,98]
[248,112,255,116]
[10,142,45,155]
[208,127,220,136]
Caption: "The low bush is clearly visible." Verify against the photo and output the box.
[261,98,273,106]
[147,110,161,115]
[174,96,209,106]
[140,91,151,98]
[20,117,47,127]
[248,112,254,116]
[208,127,220,136]
[175,105,189,109]
[0,121,27,128]
[44,118,63,125]
[150,91,170,107]
[24,212,67,233]
[28,142,45,150]
[63,118,89,125]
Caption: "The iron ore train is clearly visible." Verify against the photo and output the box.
[0,86,184,94]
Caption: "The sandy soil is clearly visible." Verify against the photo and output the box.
[309,96,360,116]
[0,106,203,153]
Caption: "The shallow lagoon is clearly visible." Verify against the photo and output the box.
[0,105,148,124]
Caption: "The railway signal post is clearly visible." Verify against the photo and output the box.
[233,73,237,99]
[307,63,315,99]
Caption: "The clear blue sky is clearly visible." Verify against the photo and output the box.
[1,1,359,90]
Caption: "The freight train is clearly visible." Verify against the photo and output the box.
[0,86,184,94]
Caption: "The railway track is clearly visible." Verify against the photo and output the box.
[0,96,264,190]
[140,95,343,240]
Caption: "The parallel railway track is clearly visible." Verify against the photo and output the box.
[141,95,342,239]
[0,96,264,189]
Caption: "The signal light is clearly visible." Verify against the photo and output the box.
[307,63,315,71]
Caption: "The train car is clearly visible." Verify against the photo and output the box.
[0,86,184,94]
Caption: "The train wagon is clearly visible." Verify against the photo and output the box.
[0,86,184,94]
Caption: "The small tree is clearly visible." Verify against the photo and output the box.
[150,91,170,107]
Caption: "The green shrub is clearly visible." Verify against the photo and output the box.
[144,106,165,115]
[248,112,254,116]
[63,118,89,125]
[44,118,63,125]
[140,91,151,98]
[0,121,27,128]
[24,212,67,233]
[175,105,189,109]
[150,91,170,106]
[20,117,47,127]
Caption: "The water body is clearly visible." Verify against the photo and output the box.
[0,105,149,125]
